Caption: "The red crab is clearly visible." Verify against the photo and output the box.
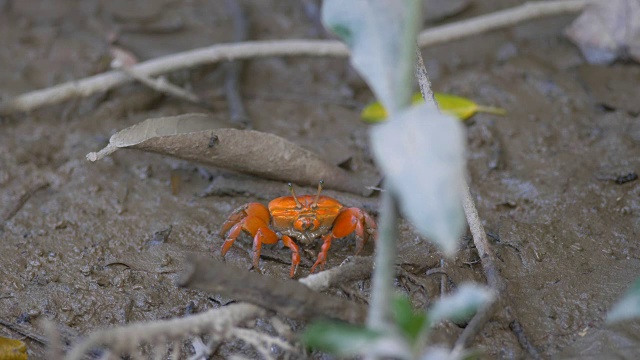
[219,181,377,277]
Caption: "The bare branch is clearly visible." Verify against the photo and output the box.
[113,61,211,108]
[177,257,368,324]
[230,327,298,360]
[64,303,265,360]
[417,0,589,47]
[299,256,374,291]
[0,0,588,115]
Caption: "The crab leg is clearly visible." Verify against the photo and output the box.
[281,235,301,277]
[310,207,378,273]
[220,203,276,268]
[219,203,271,237]
[219,202,301,277]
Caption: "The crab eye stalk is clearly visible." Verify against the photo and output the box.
[312,180,324,208]
[288,182,303,208]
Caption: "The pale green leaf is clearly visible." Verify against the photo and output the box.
[607,278,640,323]
[370,104,466,255]
[429,283,495,326]
[302,321,381,356]
[393,295,428,345]
[322,0,421,115]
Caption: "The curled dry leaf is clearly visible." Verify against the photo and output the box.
[87,113,372,195]
[565,0,640,64]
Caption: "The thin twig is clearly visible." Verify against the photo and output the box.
[461,185,504,292]
[414,47,437,109]
[64,303,265,360]
[452,186,506,351]
[113,61,212,109]
[223,0,251,128]
[0,0,588,115]
[0,40,346,115]
[417,0,588,47]
[414,45,540,358]
[1,180,49,230]
[0,319,48,346]
[453,187,540,359]
[299,256,374,291]
[230,327,298,359]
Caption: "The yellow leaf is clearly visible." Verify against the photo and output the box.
[0,337,27,360]
[361,92,506,122]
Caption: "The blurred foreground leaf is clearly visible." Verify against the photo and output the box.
[429,283,495,326]
[322,0,420,115]
[370,104,466,255]
[607,278,640,323]
[0,337,27,360]
[393,296,427,345]
[303,321,411,358]
[361,92,506,122]
[302,321,381,356]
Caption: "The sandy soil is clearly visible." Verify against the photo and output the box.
[1,0,640,359]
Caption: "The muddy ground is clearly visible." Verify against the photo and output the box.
[1,0,640,359]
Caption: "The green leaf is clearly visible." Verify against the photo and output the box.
[370,103,467,255]
[302,321,383,356]
[322,0,421,116]
[361,92,506,122]
[429,283,495,326]
[607,278,640,323]
[392,296,428,345]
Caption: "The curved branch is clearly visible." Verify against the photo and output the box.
[0,0,588,115]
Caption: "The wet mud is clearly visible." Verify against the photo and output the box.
[1,0,640,358]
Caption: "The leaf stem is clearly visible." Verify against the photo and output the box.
[414,48,438,109]
[366,190,399,331]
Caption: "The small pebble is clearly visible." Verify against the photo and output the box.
[80,265,92,276]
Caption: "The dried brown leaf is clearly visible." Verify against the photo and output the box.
[87,113,373,195]
[565,0,640,64]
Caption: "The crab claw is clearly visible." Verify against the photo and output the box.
[219,203,301,278]
[310,207,377,273]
